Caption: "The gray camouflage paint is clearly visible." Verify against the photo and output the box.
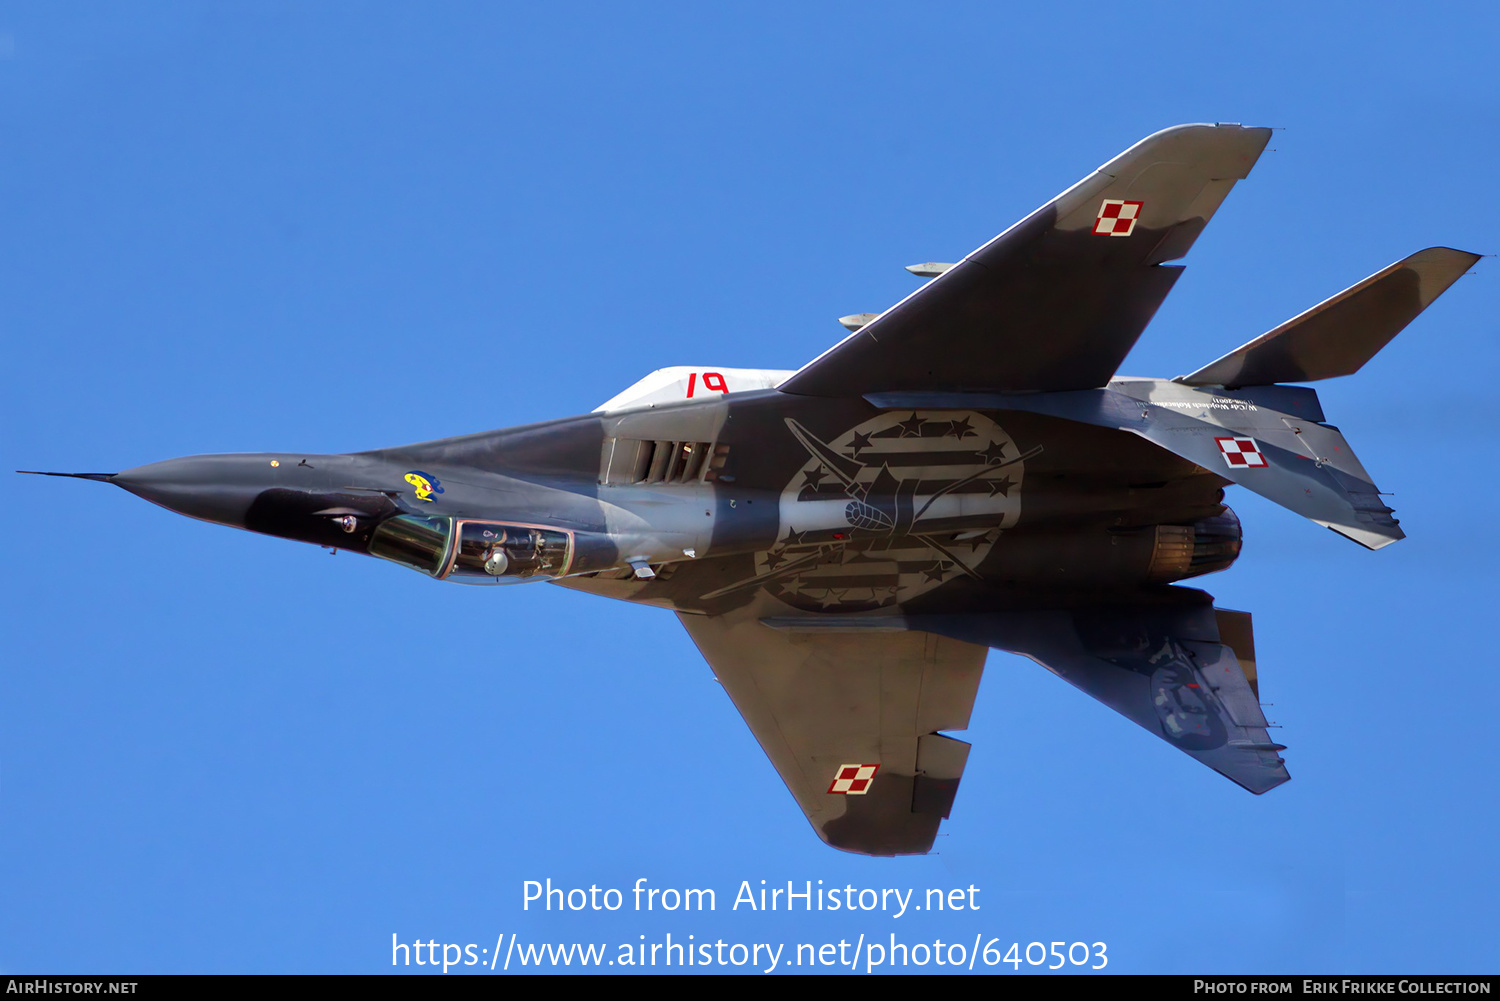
[24,124,1479,855]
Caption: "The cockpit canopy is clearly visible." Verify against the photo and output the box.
[368,515,572,584]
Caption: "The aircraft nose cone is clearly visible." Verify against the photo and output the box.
[112,454,279,528]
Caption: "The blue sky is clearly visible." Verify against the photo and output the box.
[4,3,1497,975]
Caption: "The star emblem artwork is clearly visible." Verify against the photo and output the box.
[704,411,1039,612]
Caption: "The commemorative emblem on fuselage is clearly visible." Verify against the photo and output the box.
[742,411,1037,613]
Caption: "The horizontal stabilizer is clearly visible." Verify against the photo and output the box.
[869,381,1405,549]
[1124,419,1404,550]
[905,597,1290,794]
[1179,248,1481,388]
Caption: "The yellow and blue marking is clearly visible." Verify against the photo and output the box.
[404,470,444,502]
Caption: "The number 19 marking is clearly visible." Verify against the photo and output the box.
[686,372,728,398]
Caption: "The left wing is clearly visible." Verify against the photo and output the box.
[678,599,987,856]
[779,124,1271,398]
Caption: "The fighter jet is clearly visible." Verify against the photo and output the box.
[24,124,1479,855]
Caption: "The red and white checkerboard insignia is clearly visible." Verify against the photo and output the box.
[1216,436,1268,468]
[828,764,879,795]
[1093,199,1143,237]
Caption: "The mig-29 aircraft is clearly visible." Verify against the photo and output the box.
[25,124,1480,855]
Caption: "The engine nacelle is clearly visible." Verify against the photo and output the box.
[1145,508,1243,583]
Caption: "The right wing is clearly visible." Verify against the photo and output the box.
[678,599,987,856]
[675,579,1284,857]
[778,124,1272,398]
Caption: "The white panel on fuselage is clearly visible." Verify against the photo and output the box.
[594,366,794,413]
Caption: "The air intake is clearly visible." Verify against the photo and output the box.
[600,438,730,486]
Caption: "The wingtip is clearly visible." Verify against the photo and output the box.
[1411,246,1485,265]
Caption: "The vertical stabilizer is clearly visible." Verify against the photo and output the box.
[1178,248,1480,388]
